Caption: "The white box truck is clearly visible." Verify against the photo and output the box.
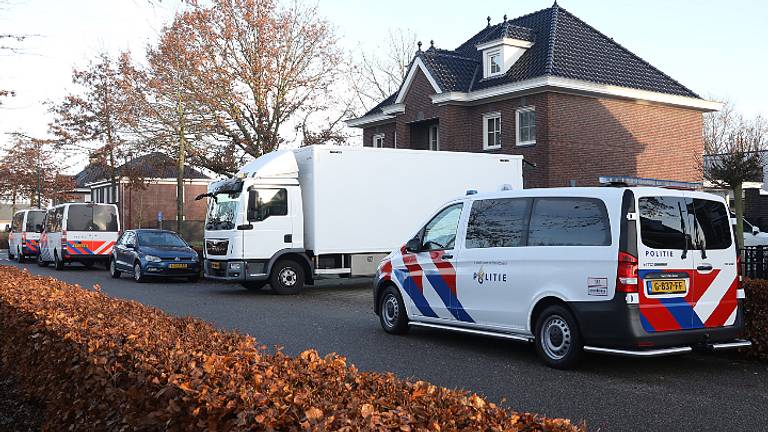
[200,145,523,294]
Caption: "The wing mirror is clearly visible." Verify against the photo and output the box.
[35,224,43,233]
[753,226,760,235]
[125,243,136,249]
[405,237,421,253]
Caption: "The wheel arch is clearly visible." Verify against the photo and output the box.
[529,295,580,335]
[374,279,399,316]
[267,249,314,284]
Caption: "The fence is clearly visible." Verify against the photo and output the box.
[742,246,768,279]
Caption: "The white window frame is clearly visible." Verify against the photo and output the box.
[372,133,385,148]
[429,125,439,151]
[482,112,502,150]
[515,106,536,147]
[487,49,502,77]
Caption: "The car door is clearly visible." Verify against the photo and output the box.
[636,195,697,332]
[398,203,464,321]
[117,232,136,270]
[242,187,294,259]
[690,196,739,328]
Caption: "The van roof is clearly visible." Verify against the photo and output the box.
[463,186,727,203]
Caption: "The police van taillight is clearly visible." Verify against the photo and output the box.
[61,230,67,246]
[616,251,639,293]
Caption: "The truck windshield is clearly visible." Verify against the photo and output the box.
[206,192,240,231]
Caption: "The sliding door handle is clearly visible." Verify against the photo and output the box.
[697,264,713,272]
[441,254,453,260]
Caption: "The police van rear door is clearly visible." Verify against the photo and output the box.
[636,195,697,333]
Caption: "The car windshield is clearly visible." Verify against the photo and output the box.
[206,192,240,231]
[25,211,45,232]
[67,204,119,232]
[137,231,188,247]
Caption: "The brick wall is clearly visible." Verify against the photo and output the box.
[362,69,705,188]
[119,182,209,230]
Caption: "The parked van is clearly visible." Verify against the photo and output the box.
[8,209,45,263]
[38,203,120,270]
[374,187,751,368]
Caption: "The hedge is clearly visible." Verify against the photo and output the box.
[743,278,768,361]
[0,266,582,431]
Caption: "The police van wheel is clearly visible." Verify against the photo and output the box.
[109,258,121,279]
[535,305,582,369]
[54,251,64,270]
[17,248,25,263]
[269,260,305,295]
[37,253,49,267]
[379,286,409,334]
[7,249,14,260]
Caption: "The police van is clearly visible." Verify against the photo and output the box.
[8,209,45,262]
[374,186,751,368]
[38,203,120,270]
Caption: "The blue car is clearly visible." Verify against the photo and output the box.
[109,229,201,283]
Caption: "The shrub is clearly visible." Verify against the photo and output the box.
[0,267,582,431]
[743,278,768,361]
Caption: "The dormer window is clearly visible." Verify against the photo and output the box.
[488,50,502,75]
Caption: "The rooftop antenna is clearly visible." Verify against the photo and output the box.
[503,14,507,22]
[417,41,422,51]
[430,40,434,49]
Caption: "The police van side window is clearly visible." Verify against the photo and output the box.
[528,198,611,246]
[11,213,22,232]
[693,199,732,250]
[639,196,695,250]
[421,203,463,251]
[54,207,65,232]
[466,198,531,248]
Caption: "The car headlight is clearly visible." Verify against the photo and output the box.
[145,255,162,263]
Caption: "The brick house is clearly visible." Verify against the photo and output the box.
[347,3,720,188]
[72,152,212,232]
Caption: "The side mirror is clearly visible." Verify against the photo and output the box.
[753,226,760,235]
[247,190,258,221]
[405,237,421,253]
[125,243,135,249]
[35,224,43,233]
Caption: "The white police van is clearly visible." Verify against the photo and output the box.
[374,186,751,368]
[8,209,45,262]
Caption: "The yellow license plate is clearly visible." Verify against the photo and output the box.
[71,243,85,248]
[169,263,188,269]
[649,280,686,294]
[210,262,221,269]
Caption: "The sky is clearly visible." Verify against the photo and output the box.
[1,0,766,174]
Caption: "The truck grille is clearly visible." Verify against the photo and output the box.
[206,239,229,256]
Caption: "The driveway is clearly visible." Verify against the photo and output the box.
[1,252,766,431]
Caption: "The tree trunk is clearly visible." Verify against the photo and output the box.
[176,84,186,234]
[734,182,745,251]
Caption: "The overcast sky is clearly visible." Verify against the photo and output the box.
[1,0,766,173]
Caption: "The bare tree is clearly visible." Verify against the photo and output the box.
[703,101,768,248]
[350,28,416,114]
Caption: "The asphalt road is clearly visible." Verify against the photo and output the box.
[2,252,767,431]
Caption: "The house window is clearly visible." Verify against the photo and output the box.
[372,133,385,148]
[429,125,439,151]
[483,112,502,150]
[488,50,502,76]
[516,107,536,146]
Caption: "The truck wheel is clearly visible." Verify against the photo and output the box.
[54,251,64,270]
[269,259,304,295]
[109,258,121,279]
[241,281,266,291]
[37,253,49,267]
[379,286,409,334]
[534,305,583,369]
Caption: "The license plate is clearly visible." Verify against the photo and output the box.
[210,262,221,269]
[169,263,188,269]
[649,279,686,295]
[71,243,85,248]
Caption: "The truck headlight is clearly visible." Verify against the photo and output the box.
[145,255,162,263]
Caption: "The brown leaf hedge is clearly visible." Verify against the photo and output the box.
[0,266,583,431]
[743,278,768,361]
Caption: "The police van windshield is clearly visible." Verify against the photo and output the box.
[206,192,240,231]
[639,196,731,250]
[67,205,119,232]
[25,211,45,232]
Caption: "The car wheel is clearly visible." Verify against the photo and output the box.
[37,253,49,267]
[534,305,583,369]
[241,281,266,291]
[54,250,64,270]
[379,286,409,334]
[109,258,121,279]
[269,259,304,295]
[133,262,145,283]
